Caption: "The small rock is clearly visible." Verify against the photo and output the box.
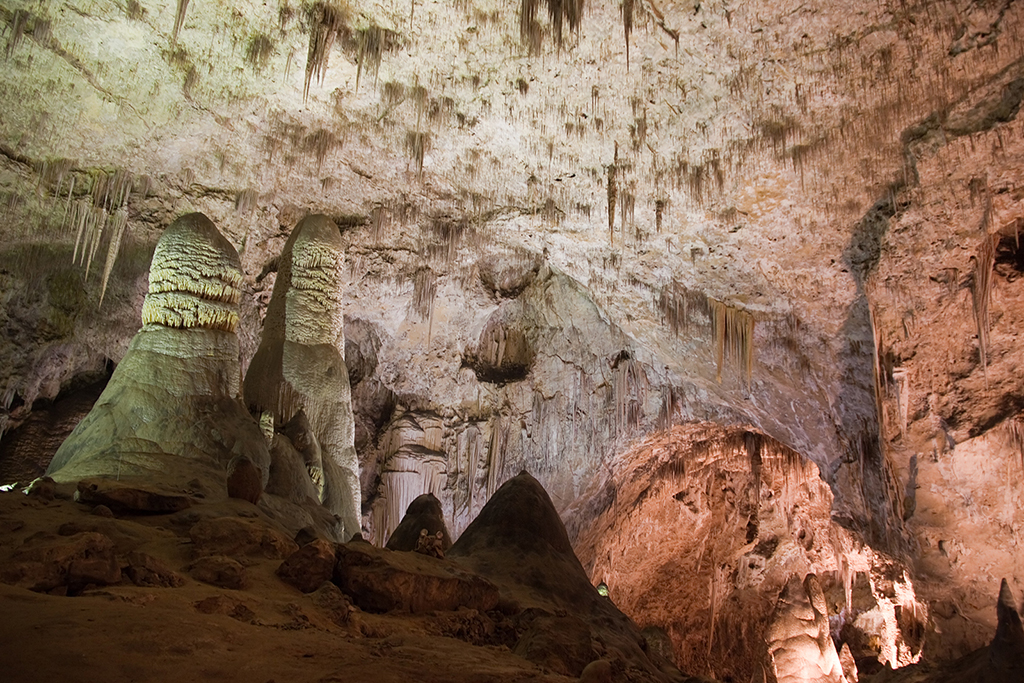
[579,659,614,683]
[75,478,192,514]
[277,539,336,593]
[0,531,121,592]
[125,551,184,588]
[194,594,255,621]
[189,555,248,590]
[26,477,56,502]
[91,504,114,518]
[309,582,353,626]
[189,516,297,560]
[226,456,262,504]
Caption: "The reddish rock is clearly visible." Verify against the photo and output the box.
[26,476,55,502]
[189,516,298,559]
[277,539,336,593]
[125,551,184,588]
[334,541,499,614]
[189,555,248,590]
[226,456,262,504]
[75,478,192,514]
[309,581,353,626]
[0,531,121,592]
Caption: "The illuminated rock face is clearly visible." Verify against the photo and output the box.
[46,213,269,485]
[244,215,361,540]
[767,574,846,683]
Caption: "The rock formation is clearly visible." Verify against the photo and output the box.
[44,213,269,488]
[766,574,846,683]
[385,492,452,554]
[243,215,360,539]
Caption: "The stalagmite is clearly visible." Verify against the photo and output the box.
[46,213,269,485]
[244,214,361,540]
[766,574,846,683]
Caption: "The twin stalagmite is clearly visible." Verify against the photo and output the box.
[46,212,360,541]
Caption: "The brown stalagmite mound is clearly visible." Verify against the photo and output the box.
[386,492,452,553]
[449,471,686,681]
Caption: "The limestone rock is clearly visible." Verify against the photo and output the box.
[385,492,452,554]
[125,551,185,588]
[767,574,845,683]
[277,539,336,593]
[45,213,270,488]
[75,478,193,514]
[333,540,499,614]
[838,643,858,683]
[189,516,298,560]
[449,472,675,680]
[243,215,360,538]
[226,456,263,504]
[0,531,121,592]
[189,556,248,590]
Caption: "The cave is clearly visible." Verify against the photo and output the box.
[1,1,1024,682]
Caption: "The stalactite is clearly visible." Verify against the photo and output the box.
[658,283,709,336]
[98,208,128,307]
[622,0,634,70]
[303,2,348,101]
[172,0,190,44]
[355,25,388,92]
[614,354,648,435]
[486,416,507,500]
[709,299,755,386]
[607,142,618,242]
[971,234,998,384]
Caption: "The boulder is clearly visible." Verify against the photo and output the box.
[189,555,248,590]
[386,492,452,554]
[226,456,263,504]
[75,478,192,514]
[333,541,499,614]
[277,539,336,593]
[0,531,121,592]
[189,516,298,559]
[125,551,184,588]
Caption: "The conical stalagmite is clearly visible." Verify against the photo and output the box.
[244,214,361,539]
[386,492,451,553]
